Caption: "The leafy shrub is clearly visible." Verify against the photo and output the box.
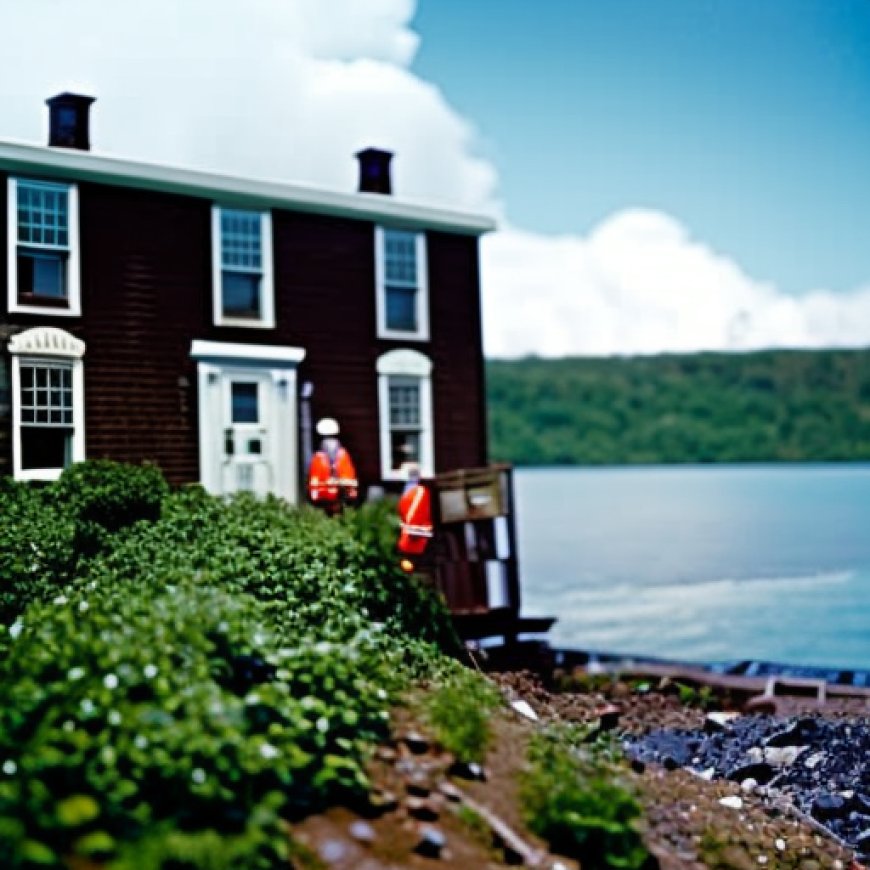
[0,478,77,625]
[80,489,457,655]
[423,666,501,763]
[339,500,461,656]
[0,581,393,868]
[0,462,466,866]
[54,459,169,556]
[520,725,652,869]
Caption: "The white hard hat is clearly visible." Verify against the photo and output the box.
[316,417,340,437]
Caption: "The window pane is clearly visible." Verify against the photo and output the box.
[390,430,420,471]
[231,382,258,424]
[18,250,67,299]
[17,181,69,249]
[222,272,261,318]
[385,285,417,332]
[19,364,73,427]
[389,378,420,427]
[21,427,72,470]
[221,209,262,270]
[384,230,417,286]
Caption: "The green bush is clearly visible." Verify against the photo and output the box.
[520,726,652,870]
[339,500,461,656]
[0,581,393,868]
[0,462,465,866]
[54,459,169,556]
[0,477,77,625]
[79,489,457,655]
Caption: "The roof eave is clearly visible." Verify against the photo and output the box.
[0,140,497,235]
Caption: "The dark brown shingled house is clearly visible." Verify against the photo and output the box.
[0,93,494,503]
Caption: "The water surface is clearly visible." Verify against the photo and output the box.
[514,464,870,669]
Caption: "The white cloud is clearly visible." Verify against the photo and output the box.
[0,1,867,358]
[0,0,496,214]
[482,210,870,357]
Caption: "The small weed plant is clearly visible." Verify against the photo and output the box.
[423,665,501,763]
[520,724,653,870]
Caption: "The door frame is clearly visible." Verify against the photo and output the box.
[190,340,306,503]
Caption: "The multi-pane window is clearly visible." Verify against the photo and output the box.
[10,327,86,481]
[384,230,418,332]
[11,179,78,311]
[377,349,433,479]
[212,207,274,327]
[220,210,263,318]
[388,376,422,471]
[18,362,74,472]
[376,227,428,339]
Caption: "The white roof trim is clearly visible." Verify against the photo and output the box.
[190,339,306,365]
[0,140,496,236]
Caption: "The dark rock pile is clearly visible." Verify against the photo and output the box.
[624,713,870,859]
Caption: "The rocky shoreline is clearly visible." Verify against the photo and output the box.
[625,713,870,861]
[494,665,868,868]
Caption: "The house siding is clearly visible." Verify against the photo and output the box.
[0,169,488,491]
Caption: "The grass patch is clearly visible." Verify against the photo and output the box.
[520,724,653,870]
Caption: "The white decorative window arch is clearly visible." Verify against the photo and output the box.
[376,348,434,480]
[9,326,86,480]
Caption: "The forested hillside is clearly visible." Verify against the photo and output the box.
[486,349,870,465]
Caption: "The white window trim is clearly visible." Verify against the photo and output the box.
[377,348,434,481]
[211,205,275,329]
[9,327,86,481]
[7,177,81,317]
[374,226,429,341]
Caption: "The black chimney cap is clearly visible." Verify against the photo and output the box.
[46,92,96,151]
[355,147,393,195]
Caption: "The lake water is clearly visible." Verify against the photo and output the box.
[514,464,870,670]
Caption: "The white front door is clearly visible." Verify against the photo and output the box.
[191,341,305,503]
[221,371,273,496]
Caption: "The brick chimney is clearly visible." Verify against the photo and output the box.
[46,92,96,150]
[355,147,393,195]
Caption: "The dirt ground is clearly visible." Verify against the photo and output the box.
[290,670,866,869]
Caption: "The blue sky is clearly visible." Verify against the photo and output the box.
[1,0,869,355]
[415,0,870,296]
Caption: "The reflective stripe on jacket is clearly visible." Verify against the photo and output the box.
[398,483,433,555]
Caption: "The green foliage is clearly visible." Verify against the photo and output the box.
[339,500,461,657]
[423,666,501,763]
[487,349,870,465]
[674,681,716,711]
[0,461,461,868]
[55,459,169,555]
[0,477,77,625]
[520,725,652,869]
[0,460,171,625]
[0,582,391,868]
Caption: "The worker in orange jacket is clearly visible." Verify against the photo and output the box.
[397,464,433,569]
[307,418,358,514]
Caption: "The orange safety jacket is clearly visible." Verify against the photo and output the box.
[307,446,358,505]
[397,483,433,555]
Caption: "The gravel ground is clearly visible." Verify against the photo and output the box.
[492,668,867,868]
[625,714,870,861]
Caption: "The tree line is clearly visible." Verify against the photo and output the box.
[486,349,870,465]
